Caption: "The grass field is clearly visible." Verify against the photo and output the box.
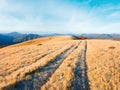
[0,36,119,90]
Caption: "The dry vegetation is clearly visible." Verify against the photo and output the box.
[86,40,120,90]
[0,36,119,90]
[15,36,73,46]
[41,41,86,90]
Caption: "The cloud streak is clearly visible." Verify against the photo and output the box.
[0,0,120,34]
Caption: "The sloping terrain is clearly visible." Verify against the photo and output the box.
[16,35,74,46]
[0,37,119,90]
[86,40,120,90]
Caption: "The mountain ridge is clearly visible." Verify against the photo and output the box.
[0,32,120,47]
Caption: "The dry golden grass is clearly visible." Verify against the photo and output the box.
[0,37,119,90]
[14,36,74,46]
[41,41,86,90]
[25,75,32,81]
[108,46,116,49]
[0,38,78,89]
[86,40,120,90]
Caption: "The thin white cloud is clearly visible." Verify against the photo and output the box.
[0,0,120,34]
[109,11,120,18]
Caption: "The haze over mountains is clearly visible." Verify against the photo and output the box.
[0,32,120,46]
[0,32,41,46]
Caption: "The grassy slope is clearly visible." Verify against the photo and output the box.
[0,36,75,89]
[0,37,119,90]
[15,36,74,46]
[87,40,120,90]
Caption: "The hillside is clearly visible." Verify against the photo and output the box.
[0,37,119,90]
[14,35,74,46]
[80,34,120,39]
[1,32,120,47]
[0,32,41,46]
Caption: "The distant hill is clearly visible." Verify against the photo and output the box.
[0,32,120,47]
[0,34,13,45]
[16,35,74,46]
[0,32,41,46]
[13,34,41,43]
[79,34,120,39]
[6,32,25,38]
[73,36,89,40]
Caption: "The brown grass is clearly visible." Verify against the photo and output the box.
[14,36,74,46]
[41,41,85,90]
[86,40,120,90]
[25,75,32,81]
[0,37,119,90]
[0,39,78,89]
[108,46,116,49]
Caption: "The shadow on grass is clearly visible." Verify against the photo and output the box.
[71,41,90,90]
[3,42,81,90]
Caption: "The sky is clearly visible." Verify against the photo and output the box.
[0,0,120,34]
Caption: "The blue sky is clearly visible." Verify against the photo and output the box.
[0,0,120,34]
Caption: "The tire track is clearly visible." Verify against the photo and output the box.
[0,45,62,77]
[72,41,90,90]
[6,41,81,90]
[1,42,75,90]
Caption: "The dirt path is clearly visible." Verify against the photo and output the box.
[6,41,81,90]
[71,41,90,90]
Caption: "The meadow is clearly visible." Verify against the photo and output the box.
[0,36,119,90]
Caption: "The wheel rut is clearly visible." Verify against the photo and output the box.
[71,41,90,90]
[6,41,81,90]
